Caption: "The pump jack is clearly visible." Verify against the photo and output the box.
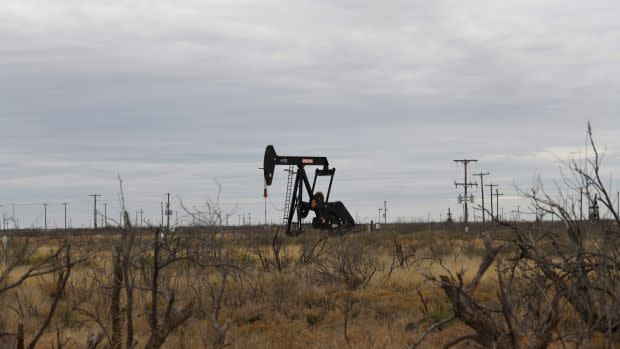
[263,145,355,235]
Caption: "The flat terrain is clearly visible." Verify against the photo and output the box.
[0,223,613,348]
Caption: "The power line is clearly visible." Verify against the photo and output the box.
[267,196,284,212]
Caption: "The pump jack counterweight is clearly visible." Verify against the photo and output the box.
[263,145,355,235]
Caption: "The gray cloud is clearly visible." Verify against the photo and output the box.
[1,0,620,226]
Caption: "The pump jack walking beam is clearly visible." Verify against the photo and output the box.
[263,145,355,235]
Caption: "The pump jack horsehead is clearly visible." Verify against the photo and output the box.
[263,145,355,235]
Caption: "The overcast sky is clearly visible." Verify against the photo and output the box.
[1,1,620,228]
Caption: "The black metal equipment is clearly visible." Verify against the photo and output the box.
[263,145,355,235]
[589,194,600,222]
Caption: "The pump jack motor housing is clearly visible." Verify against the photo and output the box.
[263,145,355,235]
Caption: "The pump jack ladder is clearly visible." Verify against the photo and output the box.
[282,165,295,225]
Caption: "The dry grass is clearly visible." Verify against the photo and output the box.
[0,224,611,348]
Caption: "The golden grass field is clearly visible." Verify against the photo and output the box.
[0,224,613,348]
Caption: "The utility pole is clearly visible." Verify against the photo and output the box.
[378,208,382,223]
[140,209,143,227]
[485,184,498,221]
[264,186,268,226]
[493,188,504,221]
[383,201,388,224]
[453,159,478,230]
[103,203,108,228]
[473,172,490,222]
[248,212,251,226]
[42,203,48,230]
[160,202,164,227]
[62,202,69,230]
[89,194,101,229]
[166,193,171,231]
